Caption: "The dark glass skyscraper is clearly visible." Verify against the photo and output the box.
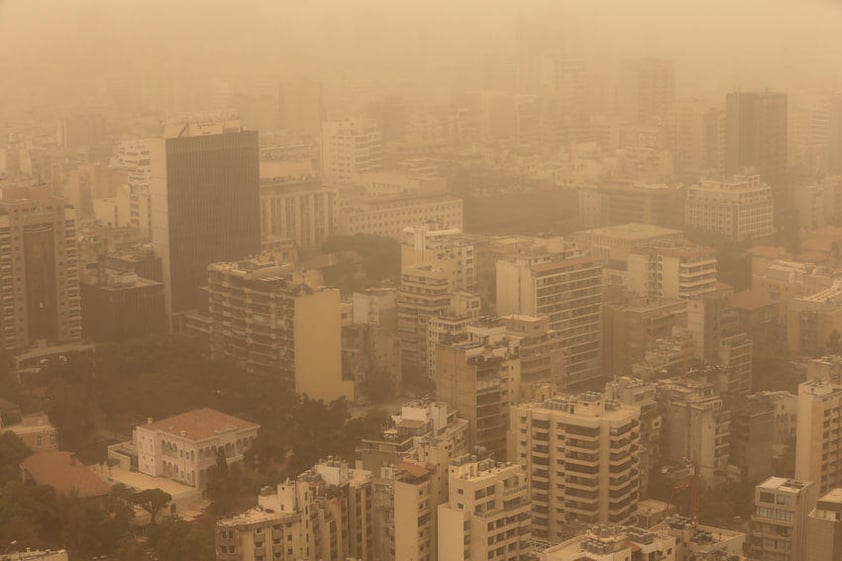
[150,119,260,321]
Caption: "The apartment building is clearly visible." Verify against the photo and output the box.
[657,377,730,481]
[216,459,373,561]
[805,488,842,561]
[204,257,353,402]
[398,264,453,379]
[321,117,382,184]
[0,185,82,351]
[627,243,718,300]
[795,379,842,493]
[401,224,476,293]
[435,335,521,461]
[786,282,842,357]
[509,393,641,544]
[437,454,531,561]
[685,175,775,242]
[496,246,603,390]
[749,477,817,561]
[133,408,259,488]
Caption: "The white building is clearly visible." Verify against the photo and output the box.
[321,118,382,184]
[134,408,259,488]
[685,175,774,242]
[542,525,676,561]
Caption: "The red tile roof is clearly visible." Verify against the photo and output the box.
[141,408,259,441]
[20,451,110,498]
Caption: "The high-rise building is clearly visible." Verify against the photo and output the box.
[435,334,521,461]
[749,477,818,561]
[401,224,476,293]
[725,92,789,214]
[149,118,260,321]
[203,257,353,402]
[685,175,775,243]
[795,379,842,494]
[805,488,842,561]
[321,118,382,184]
[509,393,641,544]
[398,264,453,379]
[216,459,373,561]
[437,454,531,561]
[657,376,730,481]
[496,245,603,390]
[0,186,82,351]
[114,140,152,235]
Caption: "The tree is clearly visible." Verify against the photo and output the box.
[132,488,172,524]
[0,431,32,483]
[206,450,241,515]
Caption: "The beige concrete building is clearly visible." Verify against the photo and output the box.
[685,175,775,243]
[339,191,463,240]
[509,393,641,544]
[652,515,747,561]
[787,282,842,358]
[657,377,730,481]
[435,335,521,461]
[259,178,338,249]
[576,180,686,229]
[496,246,603,390]
[602,292,687,377]
[749,477,818,561]
[570,223,685,265]
[805,488,842,561]
[133,408,259,488]
[216,458,373,561]
[541,524,676,561]
[321,117,382,184]
[202,257,352,402]
[795,379,842,494]
[627,243,718,300]
[0,185,82,351]
[401,224,476,293]
[437,454,531,561]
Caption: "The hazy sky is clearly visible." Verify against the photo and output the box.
[1,0,840,113]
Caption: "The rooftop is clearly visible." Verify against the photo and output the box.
[20,451,111,498]
[757,476,811,494]
[141,408,259,441]
[574,223,684,241]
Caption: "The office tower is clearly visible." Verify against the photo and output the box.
[657,376,730,481]
[0,186,81,351]
[805,488,842,561]
[401,224,476,293]
[437,454,531,561]
[496,246,603,390]
[725,92,788,213]
[149,118,260,321]
[705,107,727,174]
[619,58,675,124]
[59,113,105,149]
[203,257,353,402]
[259,178,338,250]
[216,459,373,561]
[321,118,382,184]
[509,393,641,544]
[796,379,842,494]
[666,99,709,178]
[749,478,817,561]
[627,243,718,300]
[279,78,324,136]
[435,334,520,460]
[685,175,775,242]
